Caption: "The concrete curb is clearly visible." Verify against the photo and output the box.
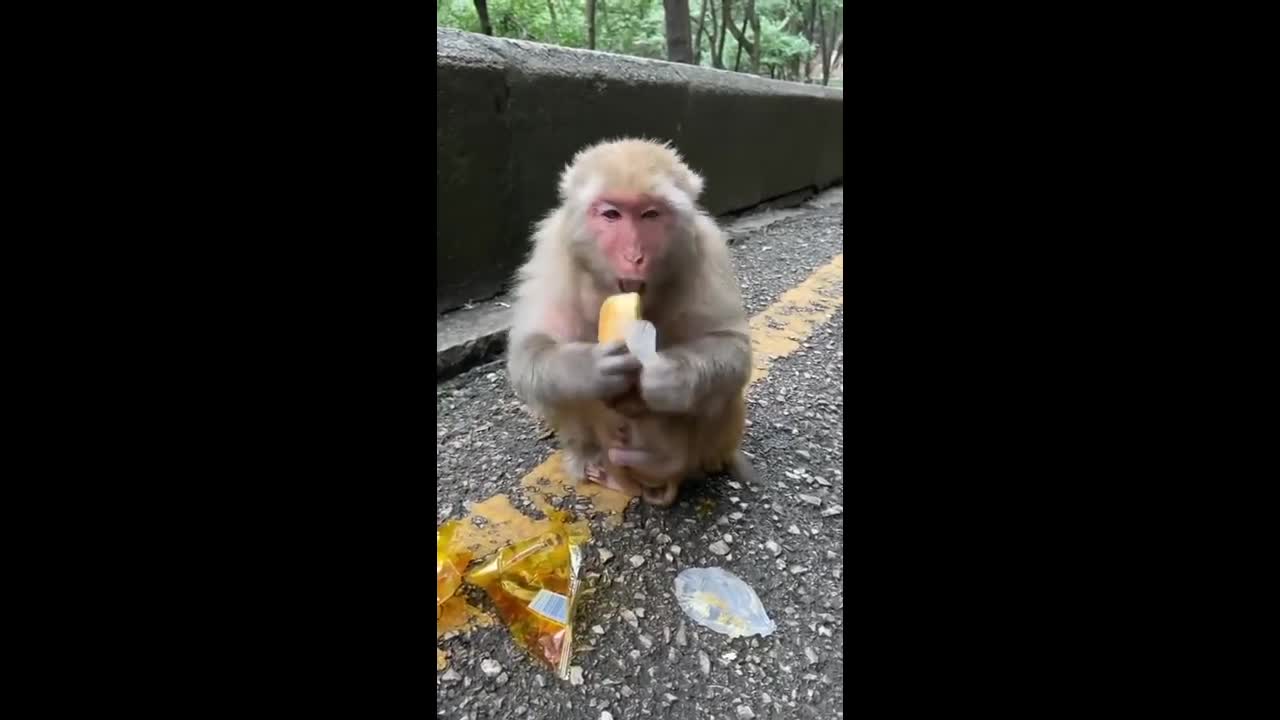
[436,187,843,382]
[437,28,843,314]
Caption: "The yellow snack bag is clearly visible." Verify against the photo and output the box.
[436,520,471,611]
[464,521,586,679]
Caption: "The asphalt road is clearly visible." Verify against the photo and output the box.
[437,191,844,720]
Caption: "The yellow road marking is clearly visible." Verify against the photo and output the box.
[748,254,844,384]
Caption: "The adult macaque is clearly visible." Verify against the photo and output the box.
[507,138,755,506]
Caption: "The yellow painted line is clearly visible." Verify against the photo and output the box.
[747,253,844,384]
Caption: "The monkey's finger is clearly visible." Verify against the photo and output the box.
[599,354,642,375]
[598,376,637,400]
[596,339,630,356]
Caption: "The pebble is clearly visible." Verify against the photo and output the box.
[569,666,585,685]
[709,541,731,555]
[664,692,679,702]
[629,649,641,660]
[592,625,605,635]
[723,533,734,543]
[670,544,682,556]
[765,540,782,556]
[599,549,615,563]
[761,692,773,704]
[621,685,634,698]
[629,555,645,568]
[676,623,688,646]
[821,504,843,517]
[798,494,822,506]
[790,565,808,574]
[621,609,639,628]
[796,449,811,460]
[738,705,757,719]
[480,659,502,677]
[805,647,820,665]
[818,625,832,637]
[657,533,672,544]
[534,674,546,688]
[496,672,509,686]
[788,525,802,535]
[825,550,837,560]
[717,515,731,526]
[699,650,711,675]
[442,669,461,682]
[638,633,654,649]
[730,512,744,521]
[634,607,645,618]
[600,712,614,720]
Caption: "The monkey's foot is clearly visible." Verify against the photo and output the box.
[641,482,679,508]
[583,464,643,497]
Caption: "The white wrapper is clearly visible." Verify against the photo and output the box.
[625,320,658,365]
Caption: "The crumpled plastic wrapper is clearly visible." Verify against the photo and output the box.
[464,519,587,679]
[674,566,776,638]
[437,520,472,611]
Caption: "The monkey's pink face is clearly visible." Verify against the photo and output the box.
[588,195,674,293]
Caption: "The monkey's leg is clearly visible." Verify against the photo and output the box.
[562,434,643,497]
[583,463,643,497]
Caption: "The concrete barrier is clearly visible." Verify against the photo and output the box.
[436,28,844,314]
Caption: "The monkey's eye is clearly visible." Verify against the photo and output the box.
[602,209,622,220]
[641,209,660,219]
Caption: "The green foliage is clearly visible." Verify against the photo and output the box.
[438,0,843,83]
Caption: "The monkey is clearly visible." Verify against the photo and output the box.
[506,138,756,507]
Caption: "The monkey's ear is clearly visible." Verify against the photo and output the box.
[679,168,705,201]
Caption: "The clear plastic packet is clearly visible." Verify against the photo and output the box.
[674,566,777,638]
[464,519,587,679]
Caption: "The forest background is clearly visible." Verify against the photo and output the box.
[438,0,844,86]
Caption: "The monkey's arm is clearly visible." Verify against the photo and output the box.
[639,329,751,415]
[507,331,641,410]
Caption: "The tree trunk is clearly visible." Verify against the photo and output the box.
[814,8,834,85]
[817,9,829,85]
[587,0,597,49]
[804,0,817,81]
[749,0,760,74]
[663,0,695,64]
[726,0,756,73]
[694,0,710,64]
[716,0,731,69]
[547,0,559,42]
[474,0,493,35]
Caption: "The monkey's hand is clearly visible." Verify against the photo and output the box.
[637,353,695,414]
[554,339,641,402]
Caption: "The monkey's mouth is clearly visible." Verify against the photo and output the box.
[617,279,646,294]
